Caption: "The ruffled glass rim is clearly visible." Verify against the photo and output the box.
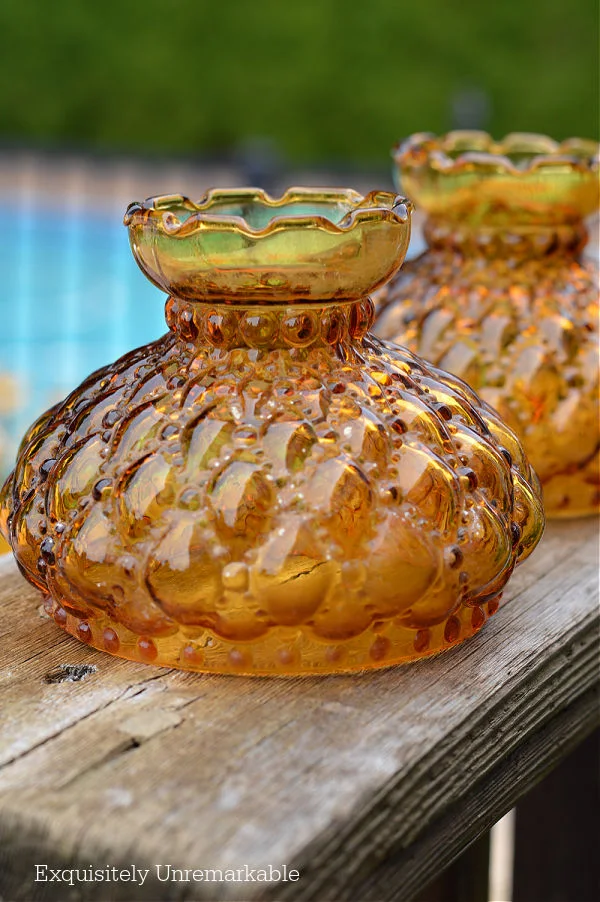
[123,187,413,303]
[124,188,412,238]
[394,131,599,176]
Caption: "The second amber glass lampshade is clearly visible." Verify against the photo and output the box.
[375,132,600,518]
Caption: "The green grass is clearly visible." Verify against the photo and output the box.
[1,0,597,164]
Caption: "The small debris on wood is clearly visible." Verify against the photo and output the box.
[44,663,98,684]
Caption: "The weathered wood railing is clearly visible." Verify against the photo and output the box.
[0,517,598,901]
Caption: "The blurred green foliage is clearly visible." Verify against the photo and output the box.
[1,0,597,164]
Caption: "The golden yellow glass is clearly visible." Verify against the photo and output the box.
[375,132,600,518]
[0,189,544,674]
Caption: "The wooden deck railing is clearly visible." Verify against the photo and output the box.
[0,516,598,901]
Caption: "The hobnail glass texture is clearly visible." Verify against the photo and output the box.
[0,189,544,674]
[375,132,600,518]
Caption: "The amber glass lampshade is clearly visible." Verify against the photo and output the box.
[1,188,544,674]
[375,132,599,518]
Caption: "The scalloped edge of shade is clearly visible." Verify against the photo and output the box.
[124,188,413,238]
[394,131,600,176]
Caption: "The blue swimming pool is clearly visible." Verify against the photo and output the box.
[0,201,166,470]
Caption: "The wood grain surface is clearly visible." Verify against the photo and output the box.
[0,518,598,902]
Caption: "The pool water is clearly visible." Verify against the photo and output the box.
[0,201,165,472]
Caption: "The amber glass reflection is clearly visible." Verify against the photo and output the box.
[0,189,544,674]
[375,133,600,518]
